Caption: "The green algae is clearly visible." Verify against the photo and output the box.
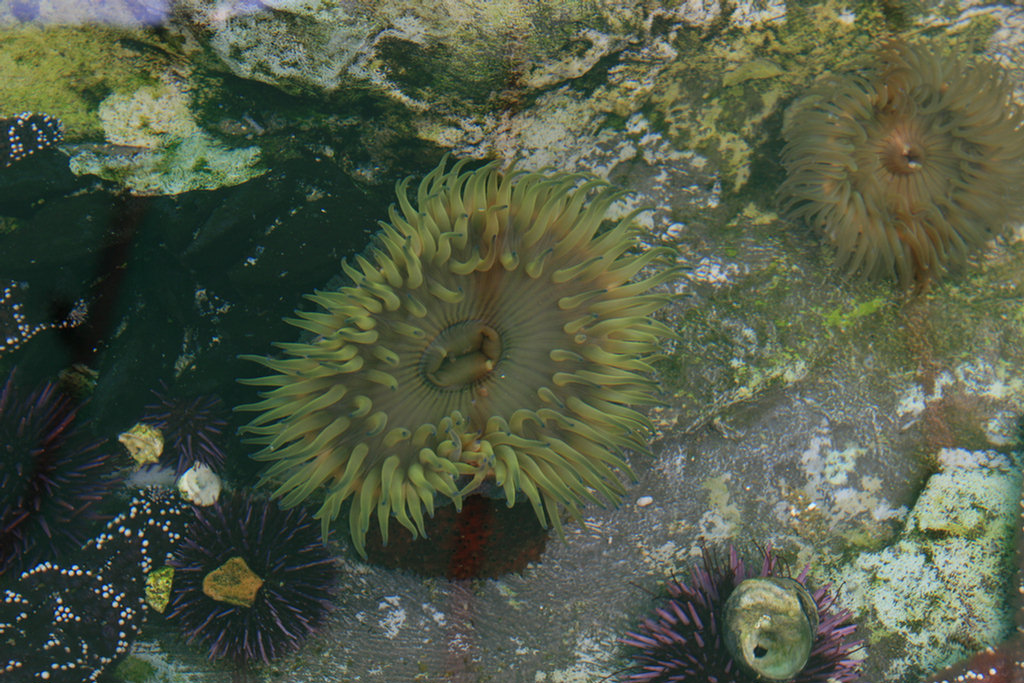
[822,297,888,330]
[0,24,160,138]
[113,656,157,682]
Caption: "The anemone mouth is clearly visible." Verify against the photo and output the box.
[420,320,503,391]
[238,158,678,556]
[877,116,928,176]
[779,39,1024,285]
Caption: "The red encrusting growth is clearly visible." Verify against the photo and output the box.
[363,494,548,579]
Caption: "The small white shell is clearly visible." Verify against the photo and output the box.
[636,495,654,507]
[177,463,222,506]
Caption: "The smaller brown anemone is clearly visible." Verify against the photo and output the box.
[779,40,1024,285]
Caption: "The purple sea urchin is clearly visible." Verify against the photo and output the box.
[239,158,677,555]
[142,382,229,476]
[166,491,336,663]
[0,370,118,576]
[780,40,1024,285]
[620,546,861,683]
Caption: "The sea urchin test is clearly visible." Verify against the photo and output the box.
[239,157,677,555]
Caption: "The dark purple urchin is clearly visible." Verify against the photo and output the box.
[142,382,229,475]
[166,491,337,664]
[0,370,118,576]
[620,546,862,683]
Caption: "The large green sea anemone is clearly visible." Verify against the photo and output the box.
[239,158,677,555]
[779,40,1024,285]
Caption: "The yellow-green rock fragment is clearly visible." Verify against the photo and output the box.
[202,556,264,608]
[118,423,164,466]
[145,565,174,614]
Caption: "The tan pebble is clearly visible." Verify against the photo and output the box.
[118,422,164,466]
[203,556,264,607]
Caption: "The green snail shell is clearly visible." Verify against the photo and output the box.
[722,576,819,681]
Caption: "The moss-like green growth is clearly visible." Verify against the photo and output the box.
[822,297,887,330]
[112,656,157,683]
[0,25,161,138]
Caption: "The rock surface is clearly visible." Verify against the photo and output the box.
[0,1,1022,682]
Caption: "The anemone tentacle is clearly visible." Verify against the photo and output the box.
[239,158,677,555]
[780,40,1024,285]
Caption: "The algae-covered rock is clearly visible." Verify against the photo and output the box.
[829,448,1021,683]
[67,81,263,195]
[0,21,263,195]
[177,0,611,108]
[0,24,159,138]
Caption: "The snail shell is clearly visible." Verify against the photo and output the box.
[723,576,819,681]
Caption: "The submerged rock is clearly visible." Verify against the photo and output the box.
[67,81,263,195]
[829,449,1021,682]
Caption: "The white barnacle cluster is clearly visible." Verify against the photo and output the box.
[0,561,145,681]
[89,488,190,576]
[0,489,191,682]
[0,282,48,355]
[0,281,88,356]
[0,588,31,675]
[1,111,63,167]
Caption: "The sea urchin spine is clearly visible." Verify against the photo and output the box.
[141,382,229,476]
[0,370,117,576]
[166,492,335,664]
[621,546,862,683]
